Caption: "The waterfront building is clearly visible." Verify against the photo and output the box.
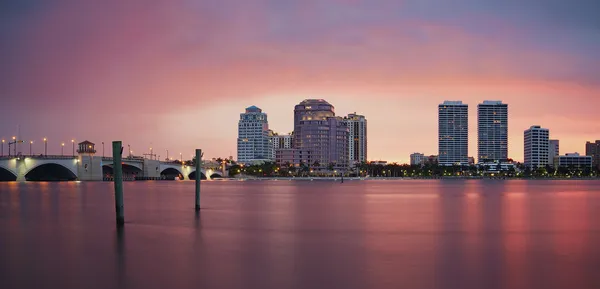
[343,113,367,164]
[586,140,600,169]
[410,153,425,166]
[439,101,469,166]
[272,132,293,150]
[477,100,508,163]
[554,153,593,169]
[237,106,273,164]
[294,99,349,169]
[478,160,517,172]
[549,140,560,167]
[423,155,439,165]
[270,131,293,161]
[524,125,549,169]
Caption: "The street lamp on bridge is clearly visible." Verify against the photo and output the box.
[30,141,33,156]
[1,139,4,156]
[72,139,75,156]
[61,142,65,156]
[43,138,47,156]
[102,142,104,157]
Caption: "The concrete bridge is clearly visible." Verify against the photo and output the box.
[0,155,226,182]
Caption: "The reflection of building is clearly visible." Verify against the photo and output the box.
[294,99,349,168]
[477,101,508,163]
[524,125,549,169]
[343,113,367,164]
[410,153,425,166]
[554,153,592,169]
[439,101,468,166]
[237,106,272,164]
[586,140,600,169]
[548,140,559,167]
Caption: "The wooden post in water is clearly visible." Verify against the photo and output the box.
[195,149,202,211]
[113,141,125,226]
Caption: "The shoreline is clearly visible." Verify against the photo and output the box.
[225,176,600,181]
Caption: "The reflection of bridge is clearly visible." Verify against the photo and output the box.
[0,155,226,182]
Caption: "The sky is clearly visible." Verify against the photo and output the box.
[1,0,599,163]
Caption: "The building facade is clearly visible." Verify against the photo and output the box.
[343,113,367,164]
[294,99,349,169]
[237,106,273,164]
[549,140,559,167]
[439,101,469,166]
[554,153,593,169]
[410,153,425,166]
[524,125,549,169]
[273,133,293,150]
[585,140,600,169]
[477,100,508,163]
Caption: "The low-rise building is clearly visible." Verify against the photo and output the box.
[410,153,425,166]
[554,153,593,169]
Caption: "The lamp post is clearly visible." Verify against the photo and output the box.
[102,142,105,157]
[150,147,153,160]
[30,141,33,156]
[166,149,169,161]
[43,138,47,156]
[128,145,131,158]
[1,139,4,156]
[12,136,16,156]
[61,142,65,156]
[72,139,75,156]
[180,152,183,163]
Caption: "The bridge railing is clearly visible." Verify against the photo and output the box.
[0,155,77,160]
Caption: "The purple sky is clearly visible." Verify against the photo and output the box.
[1,0,599,162]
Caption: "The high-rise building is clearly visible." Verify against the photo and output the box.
[294,99,349,168]
[438,101,469,166]
[343,113,367,164]
[554,153,593,169]
[585,140,600,169]
[237,106,273,163]
[272,133,293,150]
[477,100,508,163]
[410,153,425,166]
[549,140,559,167]
[524,125,549,169]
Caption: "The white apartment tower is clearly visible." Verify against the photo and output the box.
[477,100,508,163]
[439,101,469,166]
[344,113,367,163]
[524,125,549,169]
[237,106,273,163]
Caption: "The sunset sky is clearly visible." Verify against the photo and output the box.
[1,0,599,163]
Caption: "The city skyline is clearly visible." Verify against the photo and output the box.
[0,97,598,163]
[1,1,599,163]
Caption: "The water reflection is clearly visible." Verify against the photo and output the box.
[1,180,600,289]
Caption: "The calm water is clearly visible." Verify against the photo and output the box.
[1,180,600,289]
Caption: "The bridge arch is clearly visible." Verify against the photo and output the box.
[160,168,184,180]
[209,172,223,179]
[188,171,207,180]
[0,166,17,181]
[25,163,77,181]
[102,164,143,178]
